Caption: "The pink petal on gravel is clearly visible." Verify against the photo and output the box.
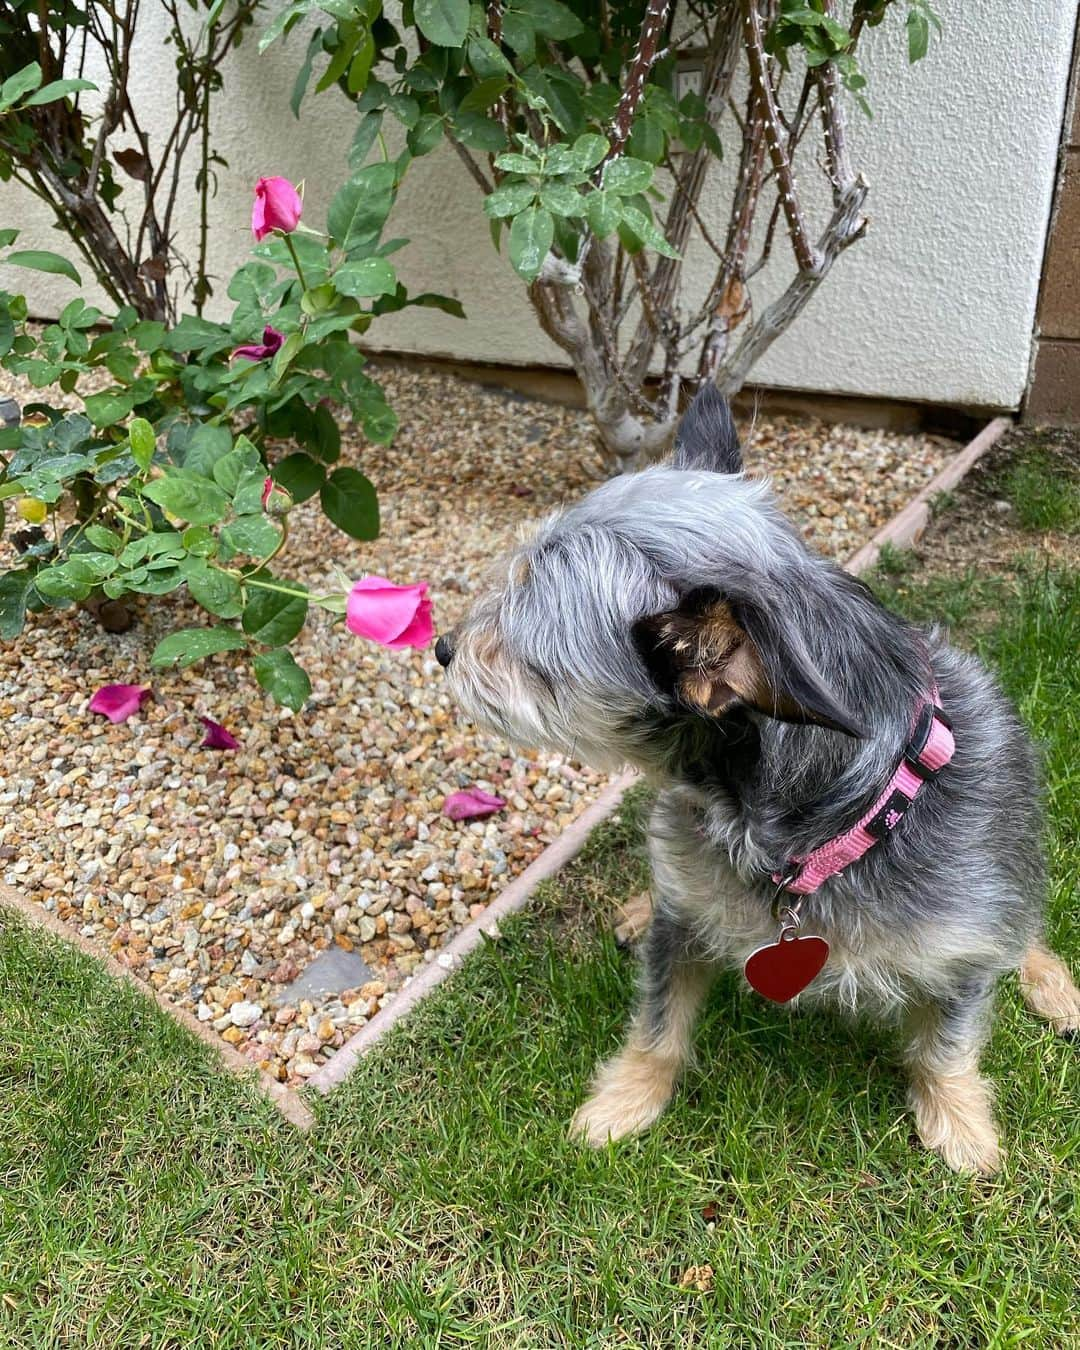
[88,684,151,724]
[200,716,239,750]
[443,788,506,821]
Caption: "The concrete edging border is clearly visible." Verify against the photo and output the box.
[0,415,1013,1125]
[0,881,315,1130]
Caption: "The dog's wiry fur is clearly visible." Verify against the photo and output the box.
[441,386,1078,1173]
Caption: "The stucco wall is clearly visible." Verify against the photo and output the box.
[0,3,1073,409]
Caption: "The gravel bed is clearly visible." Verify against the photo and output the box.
[0,360,958,1084]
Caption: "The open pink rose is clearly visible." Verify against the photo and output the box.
[88,684,150,724]
[200,716,239,750]
[232,325,284,363]
[443,788,506,821]
[346,575,434,650]
[251,176,302,242]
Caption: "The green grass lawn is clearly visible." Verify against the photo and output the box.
[2,444,1078,1347]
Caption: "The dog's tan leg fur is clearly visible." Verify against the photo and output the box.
[569,961,711,1147]
[904,1001,1000,1175]
[1019,943,1080,1035]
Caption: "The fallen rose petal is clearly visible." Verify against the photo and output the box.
[346,575,434,650]
[200,716,239,750]
[88,684,151,724]
[443,788,506,821]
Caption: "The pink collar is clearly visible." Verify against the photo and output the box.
[772,693,955,898]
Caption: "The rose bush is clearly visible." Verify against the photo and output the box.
[1,166,448,709]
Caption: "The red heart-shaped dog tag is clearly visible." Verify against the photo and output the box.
[744,931,830,1004]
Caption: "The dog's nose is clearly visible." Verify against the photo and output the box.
[435,635,454,669]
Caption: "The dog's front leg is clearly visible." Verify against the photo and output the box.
[570,909,713,1147]
[903,973,1001,1175]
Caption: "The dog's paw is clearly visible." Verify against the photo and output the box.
[568,1047,677,1147]
[910,1073,1002,1176]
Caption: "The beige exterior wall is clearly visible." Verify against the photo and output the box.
[0,3,1075,410]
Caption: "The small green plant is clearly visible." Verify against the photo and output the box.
[0,167,451,706]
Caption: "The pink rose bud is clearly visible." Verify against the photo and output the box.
[251,176,303,242]
[88,684,151,724]
[346,575,434,650]
[261,476,293,516]
[232,325,285,363]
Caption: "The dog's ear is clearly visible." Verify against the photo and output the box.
[635,589,865,737]
[671,384,742,475]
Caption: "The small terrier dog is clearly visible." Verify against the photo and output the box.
[437,387,1079,1173]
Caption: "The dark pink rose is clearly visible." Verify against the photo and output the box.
[232,325,285,363]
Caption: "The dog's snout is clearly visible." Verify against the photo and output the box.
[435,635,454,669]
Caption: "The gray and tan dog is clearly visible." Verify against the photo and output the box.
[436,386,1078,1173]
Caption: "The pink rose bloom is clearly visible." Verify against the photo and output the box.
[251,176,302,242]
[346,575,434,650]
[232,325,285,363]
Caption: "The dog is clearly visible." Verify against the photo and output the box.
[436,386,1079,1173]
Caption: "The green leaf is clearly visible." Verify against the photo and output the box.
[32,563,93,603]
[570,133,609,172]
[327,163,397,254]
[85,525,122,552]
[540,183,585,217]
[82,389,136,429]
[407,113,444,157]
[220,514,282,559]
[500,11,535,59]
[508,206,554,283]
[150,626,247,669]
[183,558,244,619]
[602,157,654,196]
[452,113,507,153]
[907,8,930,62]
[619,205,680,260]
[0,228,18,248]
[586,190,622,238]
[334,257,398,298]
[253,648,311,711]
[273,453,326,505]
[459,77,507,113]
[484,182,538,219]
[494,152,542,175]
[181,525,217,557]
[128,417,156,471]
[143,471,230,526]
[0,63,42,112]
[242,585,309,646]
[0,570,34,639]
[4,250,80,286]
[414,0,469,46]
[291,28,322,117]
[211,436,262,495]
[24,77,97,107]
[320,466,380,539]
[522,0,583,40]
